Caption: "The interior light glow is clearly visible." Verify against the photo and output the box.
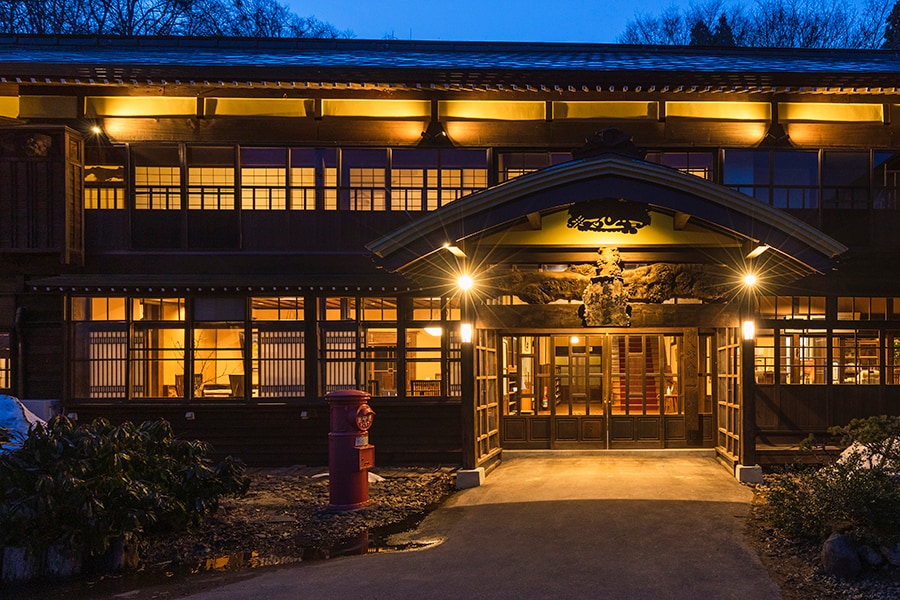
[746,245,770,259]
[424,326,443,336]
[742,320,756,341]
[443,243,467,257]
[570,336,580,344]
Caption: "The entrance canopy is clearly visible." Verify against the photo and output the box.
[367,153,847,289]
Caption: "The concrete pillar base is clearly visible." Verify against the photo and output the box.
[735,464,764,484]
[456,467,485,489]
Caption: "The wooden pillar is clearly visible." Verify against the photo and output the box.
[460,292,477,470]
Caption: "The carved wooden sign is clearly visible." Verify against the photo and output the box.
[567,198,650,234]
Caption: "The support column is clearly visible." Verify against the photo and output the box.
[456,293,483,489]
[737,304,763,483]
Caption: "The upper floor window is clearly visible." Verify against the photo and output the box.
[822,152,869,209]
[133,145,181,210]
[499,152,571,182]
[240,147,287,210]
[343,149,387,211]
[187,147,235,210]
[874,151,900,210]
[84,146,125,210]
[723,150,818,208]
[645,151,713,179]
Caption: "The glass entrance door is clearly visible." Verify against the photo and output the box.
[501,333,684,449]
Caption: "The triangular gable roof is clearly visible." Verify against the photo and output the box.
[367,154,847,280]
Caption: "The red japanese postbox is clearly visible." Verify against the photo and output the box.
[326,389,375,511]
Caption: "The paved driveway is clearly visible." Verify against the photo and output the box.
[181,453,781,600]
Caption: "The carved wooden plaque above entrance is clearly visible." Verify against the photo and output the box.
[567,198,650,234]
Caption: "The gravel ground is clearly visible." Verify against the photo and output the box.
[7,465,900,600]
[746,487,900,600]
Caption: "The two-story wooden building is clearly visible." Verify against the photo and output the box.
[1,36,899,480]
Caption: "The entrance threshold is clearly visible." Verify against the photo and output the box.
[501,448,717,459]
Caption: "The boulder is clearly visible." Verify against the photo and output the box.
[858,544,886,569]
[820,532,862,580]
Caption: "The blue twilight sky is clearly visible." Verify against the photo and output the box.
[289,0,700,44]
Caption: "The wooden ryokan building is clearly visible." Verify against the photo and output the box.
[1,36,899,481]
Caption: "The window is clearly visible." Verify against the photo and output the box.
[291,148,337,210]
[187,147,235,210]
[0,332,11,392]
[779,329,827,384]
[252,297,305,398]
[343,149,387,211]
[723,150,818,208]
[645,151,713,179]
[133,146,181,210]
[84,146,126,209]
[499,152,571,182]
[758,296,826,320]
[822,152,869,209]
[71,297,127,399]
[873,151,900,209]
[832,330,881,385]
[837,297,889,320]
[240,148,287,210]
[888,331,900,385]
[754,330,776,384]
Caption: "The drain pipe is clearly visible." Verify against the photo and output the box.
[14,306,26,399]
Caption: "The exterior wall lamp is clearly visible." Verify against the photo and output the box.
[460,322,473,344]
[742,320,756,341]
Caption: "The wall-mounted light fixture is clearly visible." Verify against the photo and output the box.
[457,273,474,291]
[419,120,453,147]
[742,320,756,341]
[460,322,473,344]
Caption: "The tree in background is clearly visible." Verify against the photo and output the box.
[885,1,900,48]
[0,0,350,37]
[620,0,894,49]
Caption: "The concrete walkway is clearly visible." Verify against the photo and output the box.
[182,453,781,600]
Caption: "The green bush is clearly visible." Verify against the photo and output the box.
[763,415,900,547]
[0,416,249,557]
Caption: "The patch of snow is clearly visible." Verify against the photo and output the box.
[0,394,45,452]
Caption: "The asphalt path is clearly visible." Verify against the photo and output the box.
[176,452,780,600]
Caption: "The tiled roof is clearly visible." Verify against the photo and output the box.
[1,35,899,91]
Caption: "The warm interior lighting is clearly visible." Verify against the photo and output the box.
[552,101,657,120]
[746,245,770,259]
[665,101,771,121]
[90,125,102,135]
[570,336,580,344]
[742,320,756,341]
[743,273,758,287]
[443,243,467,257]
[85,96,197,117]
[457,274,474,291]
[438,100,546,121]
[322,99,431,118]
[424,326,443,336]
[460,323,473,344]
[778,102,884,123]
[205,98,311,117]
[0,96,17,118]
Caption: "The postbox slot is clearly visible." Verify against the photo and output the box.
[358,444,375,470]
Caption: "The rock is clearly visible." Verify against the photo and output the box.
[858,544,885,568]
[880,542,900,567]
[821,533,862,580]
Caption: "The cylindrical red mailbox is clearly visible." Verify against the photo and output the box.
[326,389,375,511]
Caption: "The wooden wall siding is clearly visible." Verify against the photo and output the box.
[755,384,900,435]
[0,129,83,264]
[65,401,462,467]
[18,294,65,400]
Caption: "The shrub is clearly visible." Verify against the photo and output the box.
[0,416,249,558]
[763,415,900,547]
